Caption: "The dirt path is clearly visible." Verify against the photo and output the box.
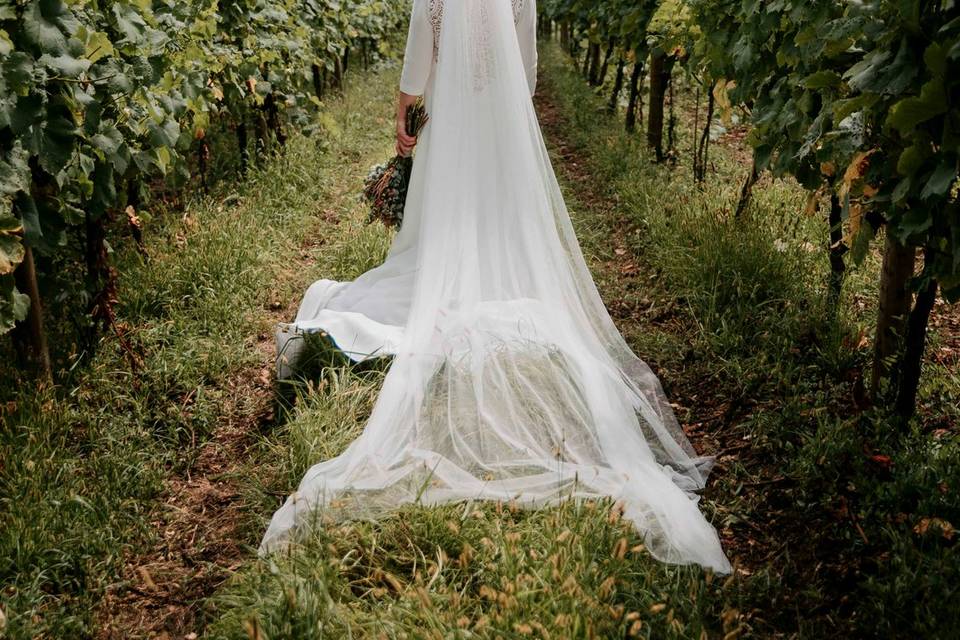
[94,323,279,637]
[91,186,339,638]
[90,187,340,638]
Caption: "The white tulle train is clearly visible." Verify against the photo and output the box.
[263,0,732,574]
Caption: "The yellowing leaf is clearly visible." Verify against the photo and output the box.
[0,235,25,275]
[914,517,956,540]
[84,30,114,63]
[845,203,863,247]
[843,150,875,185]
[155,146,170,175]
[804,189,822,217]
[0,29,12,56]
[839,149,878,203]
[713,80,735,128]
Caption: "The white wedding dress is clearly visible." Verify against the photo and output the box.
[263,0,732,574]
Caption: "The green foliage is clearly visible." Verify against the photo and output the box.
[646,0,694,56]
[850,5,960,300]
[689,0,864,185]
[688,0,960,299]
[0,0,409,337]
[540,0,660,56]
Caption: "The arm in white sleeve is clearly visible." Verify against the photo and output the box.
[399,0,434,96]
[517,0,538,96]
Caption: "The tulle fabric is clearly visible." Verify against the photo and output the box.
[262,0,732,573]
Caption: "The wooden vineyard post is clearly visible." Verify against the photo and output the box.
[871,233,916,399]
[12,246,51,383]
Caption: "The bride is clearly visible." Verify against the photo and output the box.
[263,0,732,573]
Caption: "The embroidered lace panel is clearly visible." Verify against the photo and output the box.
[428,0,525,60]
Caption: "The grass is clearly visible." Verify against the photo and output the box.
[208,498,742,640]
[1,40,957,639]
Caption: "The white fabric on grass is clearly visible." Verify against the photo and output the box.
[263,0,732,574]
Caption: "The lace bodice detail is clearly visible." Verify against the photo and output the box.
[428,0,526,59]
[399,0,538,97]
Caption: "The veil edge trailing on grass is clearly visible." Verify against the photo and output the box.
[260,0,732,574]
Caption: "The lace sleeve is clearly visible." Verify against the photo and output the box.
[399,0,434,95]
[516,0,537,96]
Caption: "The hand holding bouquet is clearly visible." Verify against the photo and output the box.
[363,99,429,228]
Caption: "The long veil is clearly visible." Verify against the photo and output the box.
[261,0,732,573]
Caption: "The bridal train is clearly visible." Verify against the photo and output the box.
[262,0,733,574]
